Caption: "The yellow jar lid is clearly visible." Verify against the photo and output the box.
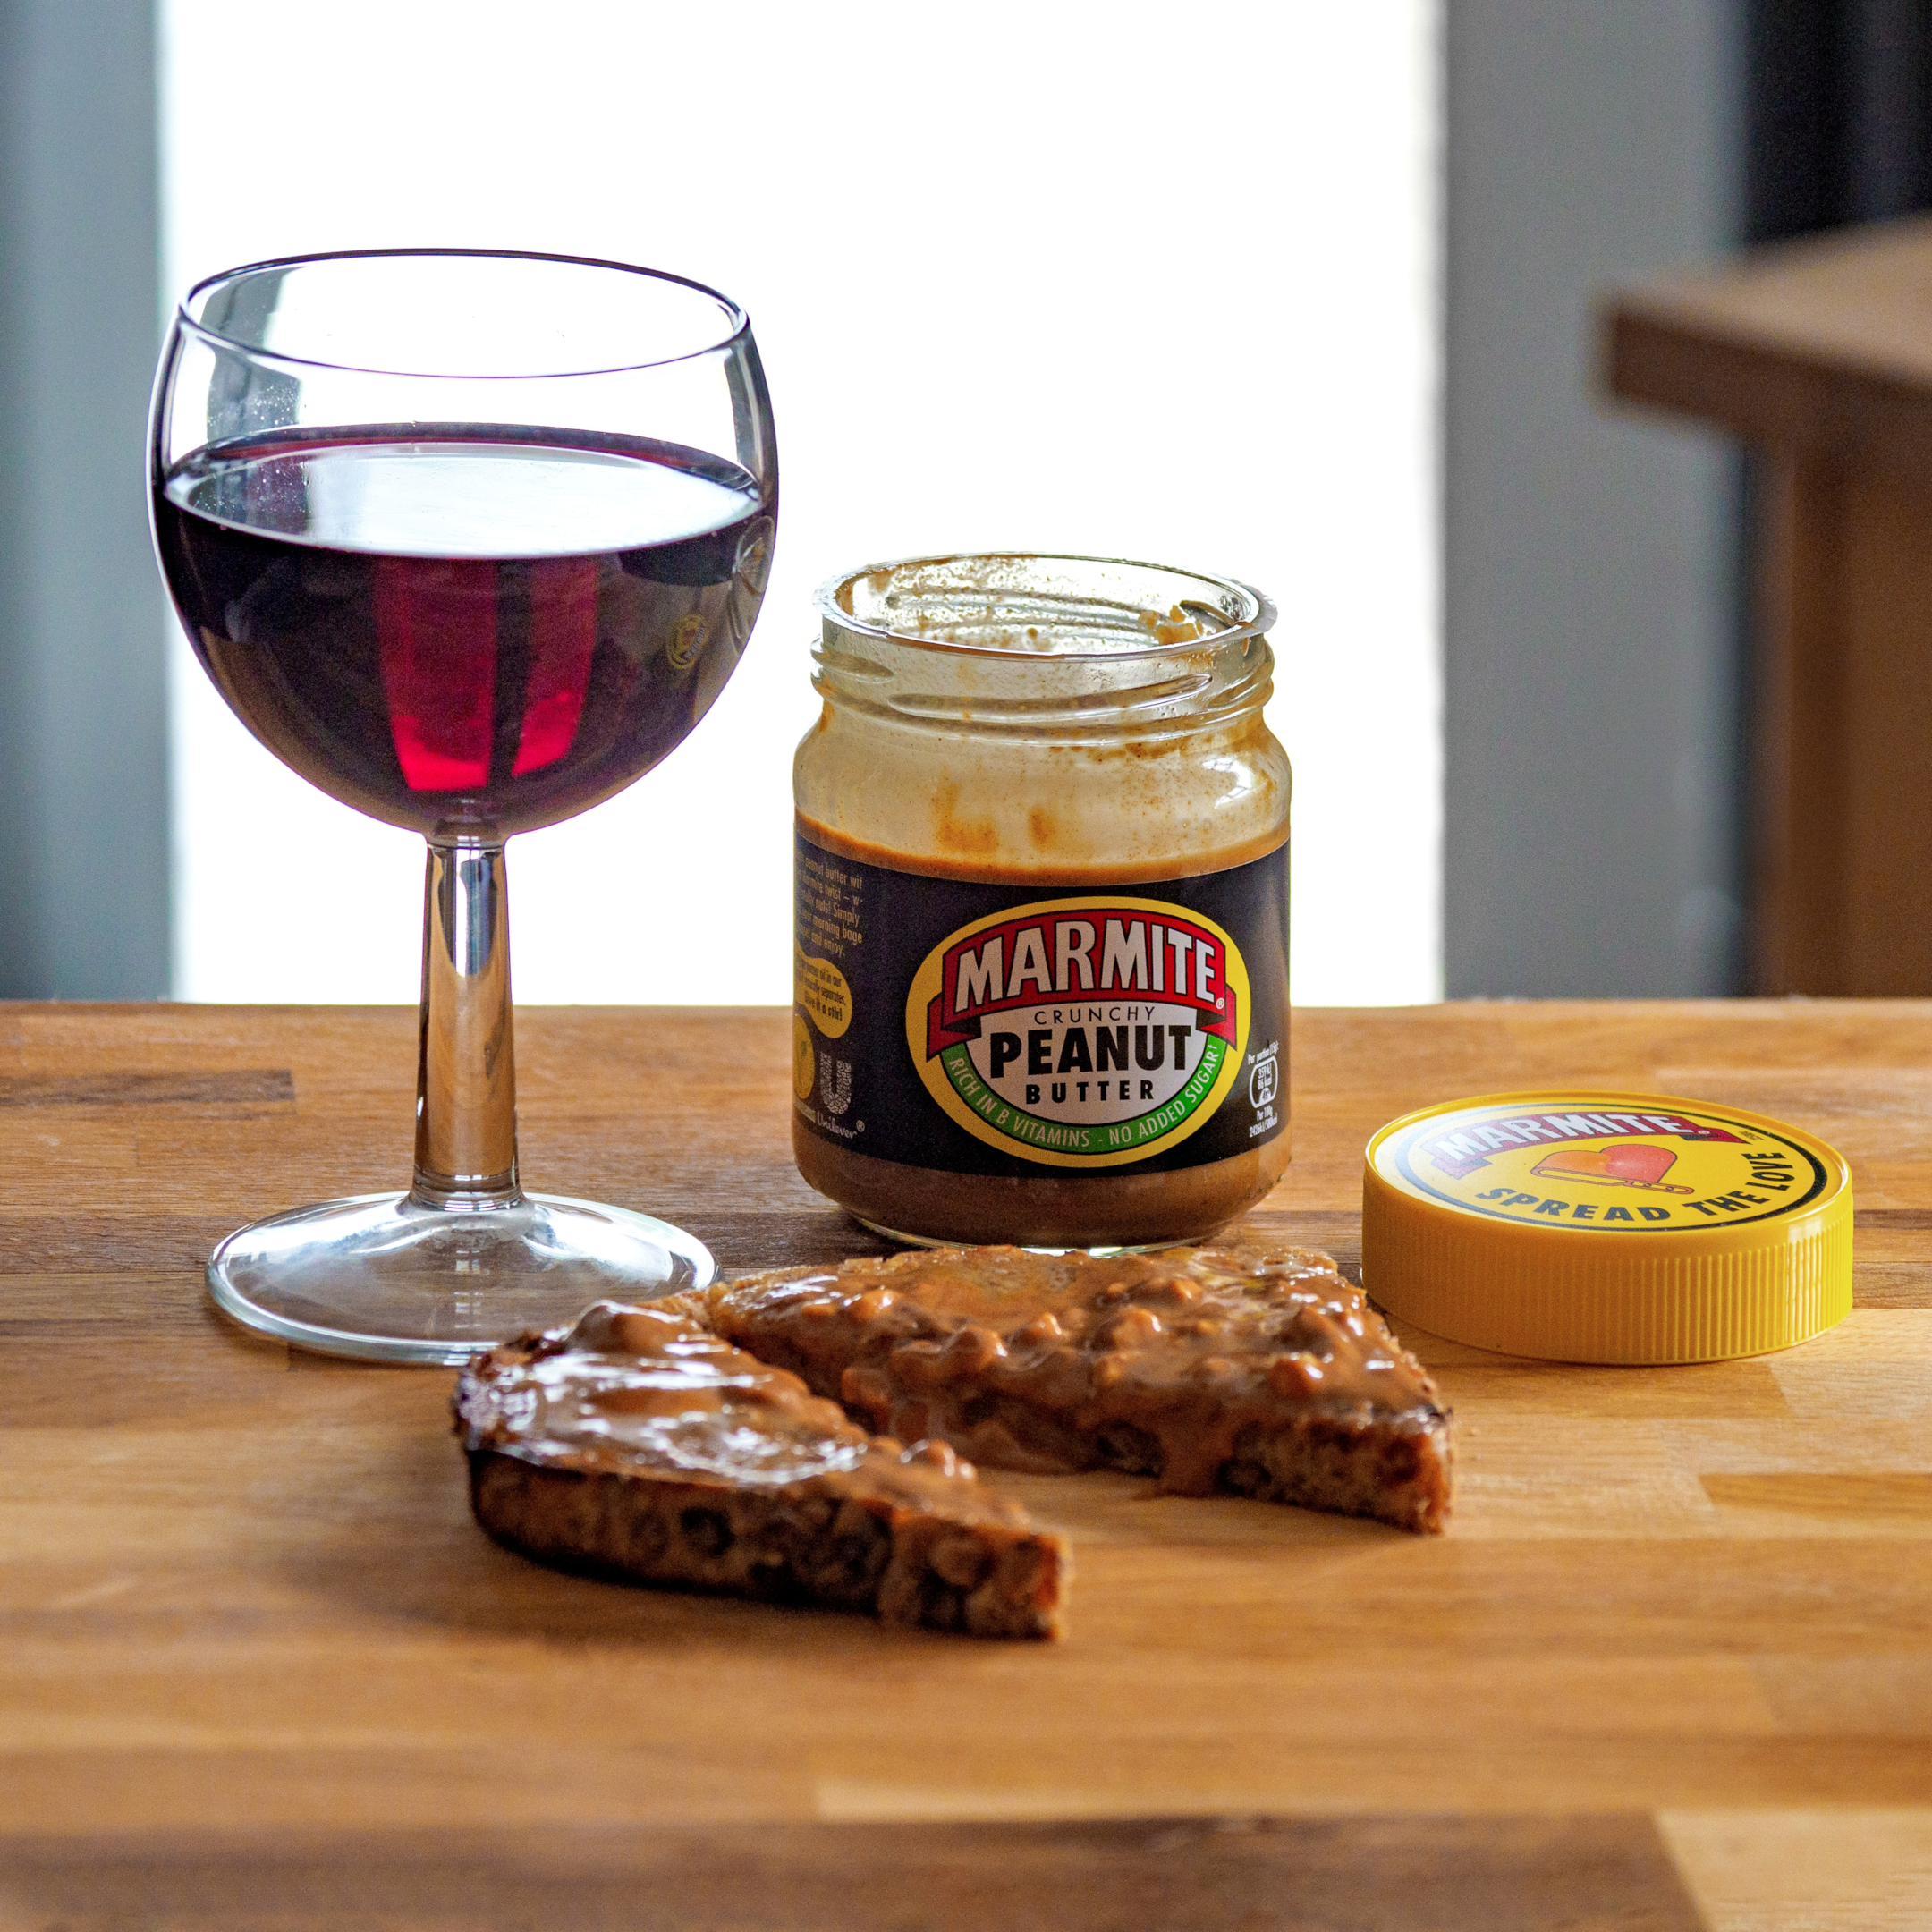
[1361,1090,1852,1362]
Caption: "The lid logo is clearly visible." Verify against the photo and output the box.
[1385,1099,1827,1233]
[905,897,1250,1169]
[1420,1107,1741,1180]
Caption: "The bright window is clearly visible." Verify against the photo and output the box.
[161,1,1440,1006]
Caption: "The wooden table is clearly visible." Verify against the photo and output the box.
[1605,216,1932,999]
[7,1001,1932,1928]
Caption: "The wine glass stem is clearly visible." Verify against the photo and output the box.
[411,837,521,1208]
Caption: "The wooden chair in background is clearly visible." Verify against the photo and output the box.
[1606,216,1932,995]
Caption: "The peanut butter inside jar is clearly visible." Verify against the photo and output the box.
[792,554,1290,1250]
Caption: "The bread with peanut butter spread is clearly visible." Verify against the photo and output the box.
[455,1300,1067,1639]
[699,1241,1452,1534]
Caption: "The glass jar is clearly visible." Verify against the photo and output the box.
[792,553,1289,1249]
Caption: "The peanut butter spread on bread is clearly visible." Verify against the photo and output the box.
[703,1241,1453,1535]
[466,1303,862,1482]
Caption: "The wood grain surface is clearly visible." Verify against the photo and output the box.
[5,1000,1932,1928]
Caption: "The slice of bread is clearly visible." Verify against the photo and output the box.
[701,1241,1453,1535]
[455,1300,1067,1639]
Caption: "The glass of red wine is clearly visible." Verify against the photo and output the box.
[149,250,776,1364]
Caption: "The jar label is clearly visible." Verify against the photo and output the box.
[793,825,1288,1176]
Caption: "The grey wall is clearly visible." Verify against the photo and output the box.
[0,0,168,997]
[1445,3,1745,996]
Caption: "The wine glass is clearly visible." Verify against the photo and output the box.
[148,250,776,1364]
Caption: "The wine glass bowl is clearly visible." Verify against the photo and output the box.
[149,250,777,1363]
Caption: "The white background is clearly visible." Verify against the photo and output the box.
[160,0,1440,1007]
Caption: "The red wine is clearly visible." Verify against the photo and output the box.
[154,428,774,837]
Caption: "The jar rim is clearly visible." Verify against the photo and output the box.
[815,552,1275,661]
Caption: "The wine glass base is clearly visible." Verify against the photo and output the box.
[207,1191,715,1366]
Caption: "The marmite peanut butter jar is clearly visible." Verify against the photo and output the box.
[792,554,1290,1249]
